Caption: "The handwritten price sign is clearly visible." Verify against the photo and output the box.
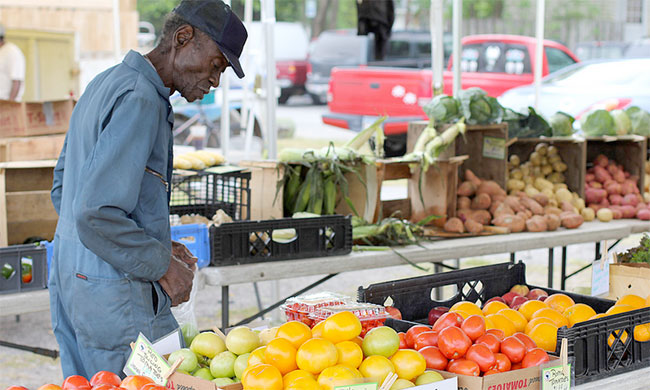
[124,333,171,385]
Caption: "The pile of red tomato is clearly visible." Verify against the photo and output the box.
[6,372,162,390]
[399,311,550,376]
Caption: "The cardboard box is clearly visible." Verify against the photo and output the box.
[586,136,647,196]
[166,372,240,390]
[456,124,509,189]
[0,99,74,138]
[335,162,382,223]
[238,160,284,220]
[608,263,650,301]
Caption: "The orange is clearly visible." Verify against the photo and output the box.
[485,313,516,337]
[277,321,312,349]
[296,338,339,375]
[358,355,396,384]
[563,304,597,327]
[589,313,607,321]
[617,294,646,309]
[452,310,473,320]
[322,311,362,343]
[265,338,298,375]
[483,301,510,316]
[608,329,629,347]
[606,305,635,316]
[249,346,267,367]
[283,369,315,388]
[525,317,555,335]
[528,323,558,352]
[336,341,363,369]
[634,323,650,342]
[242,363,283,390]
[498,309,528,333]
[317,364,362,390]
[518,300,548,321]
[390,349,426,381]
[311,321,325,338]
[450,301,484,317]
[484,316,495,330]
[284,377,320,390]
[544,294,575,313]
[532,308,569,328]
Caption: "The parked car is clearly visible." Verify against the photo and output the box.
[323,34,579,156]
[498,58,650,119]
[574,41,628,60]
[624,37,650,58]
[306,29,450,105]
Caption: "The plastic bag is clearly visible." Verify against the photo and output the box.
[171,270,201,347]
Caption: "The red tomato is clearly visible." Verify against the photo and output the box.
[398,332,408,349]
[90,371,121,387]
[486,328,505,341]
[465,344,496,373]
[139,385,166,390]
[447,358,480,376]
[494,353,511,372]
[92,385,117,390]
[511,362,523,370]
[484,369,500,376]
[432,312,464,333]
[461,315,486,341]
[500,336,526,364]
[6,387,28,390]
[522,348,550,368]
[414,331,439,350]
[62,376,91,390]
[405,325,431,348]
[418,346,448,370]
[513,332,537,353]
[385,306,402,320]
[37,384,62,390]
[120,376,154,390]
[437,326,472,360]
[475,333,501,354]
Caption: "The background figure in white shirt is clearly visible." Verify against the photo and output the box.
[0,23,26,101]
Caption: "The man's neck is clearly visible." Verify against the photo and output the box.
[146,47,175,95]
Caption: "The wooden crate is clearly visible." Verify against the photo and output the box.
[0,160,58,246]
[0,134,65,162]
[0,99,73,138]
[238,160,284,221]
[586,136,647,194]
[509,137,587,198]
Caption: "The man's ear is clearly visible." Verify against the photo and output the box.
[174,25,195,48]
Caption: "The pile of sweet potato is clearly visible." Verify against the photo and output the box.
[444,169,585,234]
[585,154,650,221]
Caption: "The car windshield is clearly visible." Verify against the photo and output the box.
[544,60,650,87]
[310,33,367,62]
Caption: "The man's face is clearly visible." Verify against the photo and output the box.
[172,27,229,102]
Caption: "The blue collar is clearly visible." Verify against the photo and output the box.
[122,50,171,100]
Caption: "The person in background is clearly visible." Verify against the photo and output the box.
[0,23,26,101]
[356,0,395,61]
[49,0,247,378]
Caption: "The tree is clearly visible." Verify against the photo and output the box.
[137,0,180,35]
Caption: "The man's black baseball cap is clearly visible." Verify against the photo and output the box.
[173,0,248,78]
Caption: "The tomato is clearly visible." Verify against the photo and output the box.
[511,362,523,370]
[500,336,526,364]
[277,321,312,349]
[475,333,501,354]
[120,376,153,390]
[405,325,431,348]
[413,331,439,350]
[398,332,408,349]
[521,348,550,368]
[139,385,165,390]
[6,387,28,390]
[432,312,464,333]
[90,371,121,387]
[242,364,283,390]
[92,385,118,390]
[37,385,62,390]
[63,376,91,390]
[265,338,298,375]
[513,332,537,353]
[390,350,427,381]
[447,358,480,376]
[461,315,486,341]
[322,311,362,343]
[336,341,364,369]
[465,344,496,373]
[486,329,505,341]
[437,326,472,360]
[494,353,511,372]
[418,346,448,370]
[484,369,500,376]
[296,338,339,375]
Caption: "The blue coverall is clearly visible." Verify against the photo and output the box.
[50,50,178,378]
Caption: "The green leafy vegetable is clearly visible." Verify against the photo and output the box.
[611,109,631,135]
[581,109,616,137]
[423,95,461,125]
[508,107,552,138]
[618,234,650,264]
[626,106,650,136]
[458,87,503,125]
[549,111,575,136]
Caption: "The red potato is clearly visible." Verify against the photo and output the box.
[625,171,631,178]
[622,194,640,207]
[444,217,465,233]
[605,182,622,195]
[458,196,472,210]
[614,170,626,183]
[465,219,484,234]
[609,194,623,206]
[472,193,492,210]
[621,180,639,195]
[607,164,619,176]
[588,181,603,189]
[545,214,561,231]
[637,209,650,220]
[589,203,603,213]
[561,213,584,229]
[585,173,595,182]
[621,205,637,219]
[585,188,607,204]
[526,216,548,232]
[595,154,609,167]
[594,166,612,183]
[609,206,623,219]
[458,181,477,197]
[492,215,526,233]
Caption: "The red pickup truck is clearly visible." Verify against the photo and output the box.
[323,34,580,155]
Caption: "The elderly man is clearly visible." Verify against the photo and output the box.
[49,0,247,378]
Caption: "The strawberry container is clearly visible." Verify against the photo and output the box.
[310,302,391,336]
[280,292,350,327]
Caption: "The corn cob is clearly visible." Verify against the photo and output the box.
[183,155,206,170]
[307,169,324,215]
[284,165,302,211]
[189,151,217,166]
[344,116,387,150]
[292,166,314,213]
[173,156,193,170]
[323,175,337,215]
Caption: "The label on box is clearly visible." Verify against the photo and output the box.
[541,364,571,390]
[483,136,506,159]
[591,258,610,297]
[124,333,171,385]
[334,384,377,390]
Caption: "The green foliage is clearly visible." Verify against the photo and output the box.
[619,234,650,264]
[581,109,616,137]
[137,0,180,35]
[549,112,575,136]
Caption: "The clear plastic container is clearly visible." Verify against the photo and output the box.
[280,292,351,327]
[309,302,391,336]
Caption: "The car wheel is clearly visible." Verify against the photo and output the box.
[309,93,325,105]
[278,90,291,104]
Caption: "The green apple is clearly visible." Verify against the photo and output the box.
[415,371,445,385]
[212,378,235,386]
[210,351,237,378]
[362,326,400,358]
[181,323,199,347]
[168,348,198,373]
[191,332,226,359]
[234,353,250,379]
[193,367,214,381]
[225,327,260,355]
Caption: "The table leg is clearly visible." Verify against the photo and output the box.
[561,246,567,290]
[221,285,229,330]
[253,282,264,320]
[434,262,443,300]
[548,248,554,288]
[510,253,515,264]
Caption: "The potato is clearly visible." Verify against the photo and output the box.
[596,208,613,222]
[561,213,584,229]
[542,188,555,199]
[530,151,542,166]
[555,188,573,203]
[509,154,521,167]
[507,179,526,192]
[458,181,477,197]
[504,196,525,212]
[532,166,543,177]
[545,214,561,231]
[465,169,482,187]
[544,206,563,215]
[581,207,595,222]
[532,193,549,207]
[492,214,526,233]
[526,215,548,232]
[525,185,540,197]
[510,169,523,180]
[534,177,554,192]
[541,156,549,166]
[547,145,559,156]
[561,201,578,214]
[471,193,492,210]
[548,155,562,165]
[552,162,568,173]
[458,196,472,210]
[541,164,554,176]
[571,197,585,212]
[548,198,559,208]
[520,164,531,176]
[523,176,534,186]
[444,217,465,233]
[637,208,650,220]
[470,210,492,225]
[477,181,507,197]
[521,197,544,215]
[464,219,484,234]
[535,143,549,156]
[553,183,568,191]
[547,172,565,184]
[493,203,515,218]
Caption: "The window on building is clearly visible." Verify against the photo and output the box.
[627,0,643,23]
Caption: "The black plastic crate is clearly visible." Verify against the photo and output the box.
[358,262,650,385]
[210,215,352,266]
[0,244,48,294]
[170,170,251,221]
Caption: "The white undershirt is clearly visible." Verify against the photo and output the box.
[0,41,26,101]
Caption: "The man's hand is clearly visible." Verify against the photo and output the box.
[172,240,198,271]
[158,255,194,307]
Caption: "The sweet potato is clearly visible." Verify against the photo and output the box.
[478,180,506,197]
[545,214,561,231]
[456,208,472,222]
[458,181,477,197]
[444,217,465,233]
[585,188,607,204]
[532,193,549,207]
[520,197,544,215]
[492,214,526,233]
[470,210,492,225]
[581,207,595,222]
[464,219,484,234]
[516,211,528,220]
[458,196,472,210]
[597,208,613,222]
[465,169,482,187]
[493,203,515,218]
[526,215,548,232]
[544,206,563,215]
[637,208,650,220]
[489,200,503,216]
[560,201,577,214]
[504,196,525,213]
[621,205,636,219]
[595,154,609,167]
[561,213,584,229]
[492,194,507,204]
[471,193,492,210]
